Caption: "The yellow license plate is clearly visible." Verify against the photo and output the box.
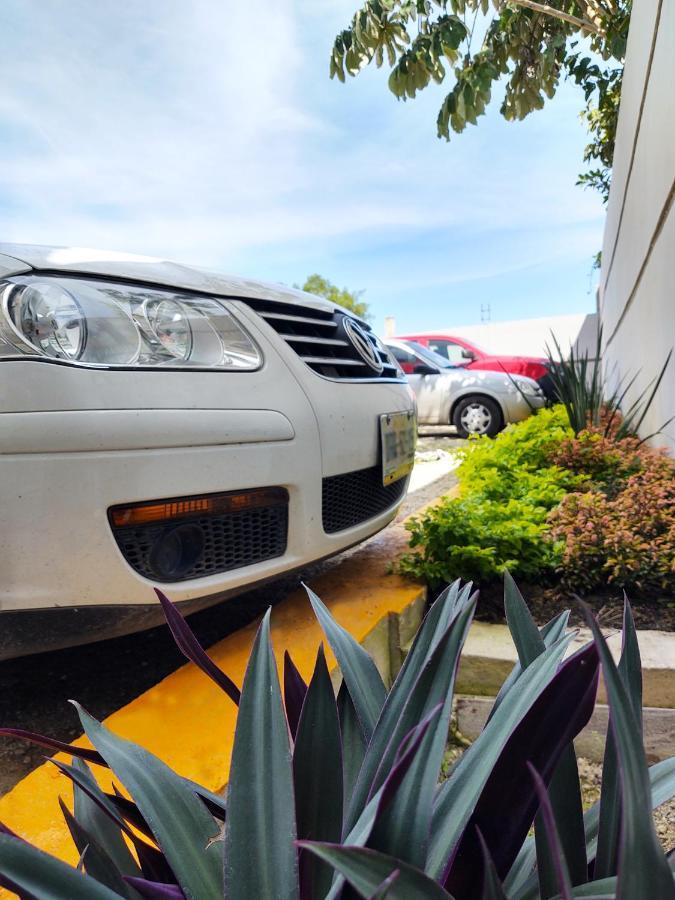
[380,411,417,486]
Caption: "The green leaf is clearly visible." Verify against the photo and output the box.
[345,581,472,830]
[507,757,675,897]
[306,584,386,741]
[224,609,299,900]
[528,764,573,900]
[0,832,122,899]
[594,599,642,878]
[503,573,586,891]
[338,681,367,811]
[582,605,673,898]
[59,798,137,898]
[428,632,573,879]
[476,828,507,900]
[299,843,454,899]
[70,758,142,880]
[368,868,401,898]
[73,704,223,900]
[294,645,343,900]
[488,610,569,720]
[367,598,476,867]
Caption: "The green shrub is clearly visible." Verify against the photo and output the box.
[1,580,673,899]
[400,407,587,584]
[548,449,675,595]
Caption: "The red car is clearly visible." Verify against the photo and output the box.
[397,332,556,400]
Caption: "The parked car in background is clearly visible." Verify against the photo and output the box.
[385,339,545,438]
[397,331,556,399]
[0,243,416,658]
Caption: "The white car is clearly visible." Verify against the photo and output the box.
[385,339,545,437]
[0,244,416,658]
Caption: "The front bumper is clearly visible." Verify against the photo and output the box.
[0,349,414,657]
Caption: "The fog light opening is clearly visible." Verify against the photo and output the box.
[149,523,205,581]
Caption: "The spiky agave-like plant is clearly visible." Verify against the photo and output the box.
[0,575,673,899]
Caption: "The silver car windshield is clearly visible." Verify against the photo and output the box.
[404,341,459,370]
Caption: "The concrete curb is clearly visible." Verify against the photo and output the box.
[456,695,675,764]
[456,621,675,708]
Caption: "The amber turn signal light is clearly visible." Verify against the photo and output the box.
[109,486,288,528]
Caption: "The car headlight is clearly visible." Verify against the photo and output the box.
[0,276,261,370]
[514,377,540,396]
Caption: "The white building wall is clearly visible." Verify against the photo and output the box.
[599,0,675,451]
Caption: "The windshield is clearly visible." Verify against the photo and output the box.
[404,341,458,369]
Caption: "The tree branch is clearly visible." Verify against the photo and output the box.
[504,0,605,35]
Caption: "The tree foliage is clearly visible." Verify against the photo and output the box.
[299,273,370,319]
[331,1,632,202]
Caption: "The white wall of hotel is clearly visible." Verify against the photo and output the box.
[599,0,675,452]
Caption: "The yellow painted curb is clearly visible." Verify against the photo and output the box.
[0,494,450,878]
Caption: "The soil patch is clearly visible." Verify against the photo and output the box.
[468,580,675,631]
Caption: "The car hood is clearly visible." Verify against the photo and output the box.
[0,242,338,316]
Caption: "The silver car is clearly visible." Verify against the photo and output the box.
[385,339,545,437]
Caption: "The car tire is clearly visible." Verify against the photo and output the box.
[452,395,503,438]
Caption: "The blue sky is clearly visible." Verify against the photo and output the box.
[0,1,605,334]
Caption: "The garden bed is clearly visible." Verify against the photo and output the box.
[401,406,675,626]
[472,581,675,631]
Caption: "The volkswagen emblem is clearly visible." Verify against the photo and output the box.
[342,317,384,374]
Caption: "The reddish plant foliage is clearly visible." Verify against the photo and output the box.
[548,443,675,595]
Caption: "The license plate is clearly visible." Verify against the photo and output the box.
[380,410,417,486]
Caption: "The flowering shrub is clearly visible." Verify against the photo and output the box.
[550,428,645,495]
[549,451,675,594]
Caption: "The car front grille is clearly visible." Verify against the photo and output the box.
[241,297,399,380]
[111,501,288,583]
[322,465,407,533]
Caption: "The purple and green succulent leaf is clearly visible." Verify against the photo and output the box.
[59,798,138,899]
[154,589,240,705]
[62,758,178,887]
[527,763,573,900]
[582,605,674,899]
[428,631,574,880]
[305,584,386,742]
[594,598,643,880]
[293,644,343,900]
[366,598,476,868]
[223,609,299,900]
[125,878,187,899]
[55,758,172,884]
[105,789,155,841]
[0,728,104,765]
[502,572,587,892]
[345,585,476,832]
[337,681,367,811]
[326,706,441,900]
[0,831,122,899]
[367,867,400,898]
[299,842,455,899]
[475,828,507,900]
[505,757,675,897]
[442,642,599,899]
[284,650,308,741]
[487,608,570,723]
[73,703,222,900]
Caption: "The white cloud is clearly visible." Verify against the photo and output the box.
[0,0,605,300]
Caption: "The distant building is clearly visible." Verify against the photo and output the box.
[436,314,588,359]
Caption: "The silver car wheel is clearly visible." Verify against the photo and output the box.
[459,402,493,435]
